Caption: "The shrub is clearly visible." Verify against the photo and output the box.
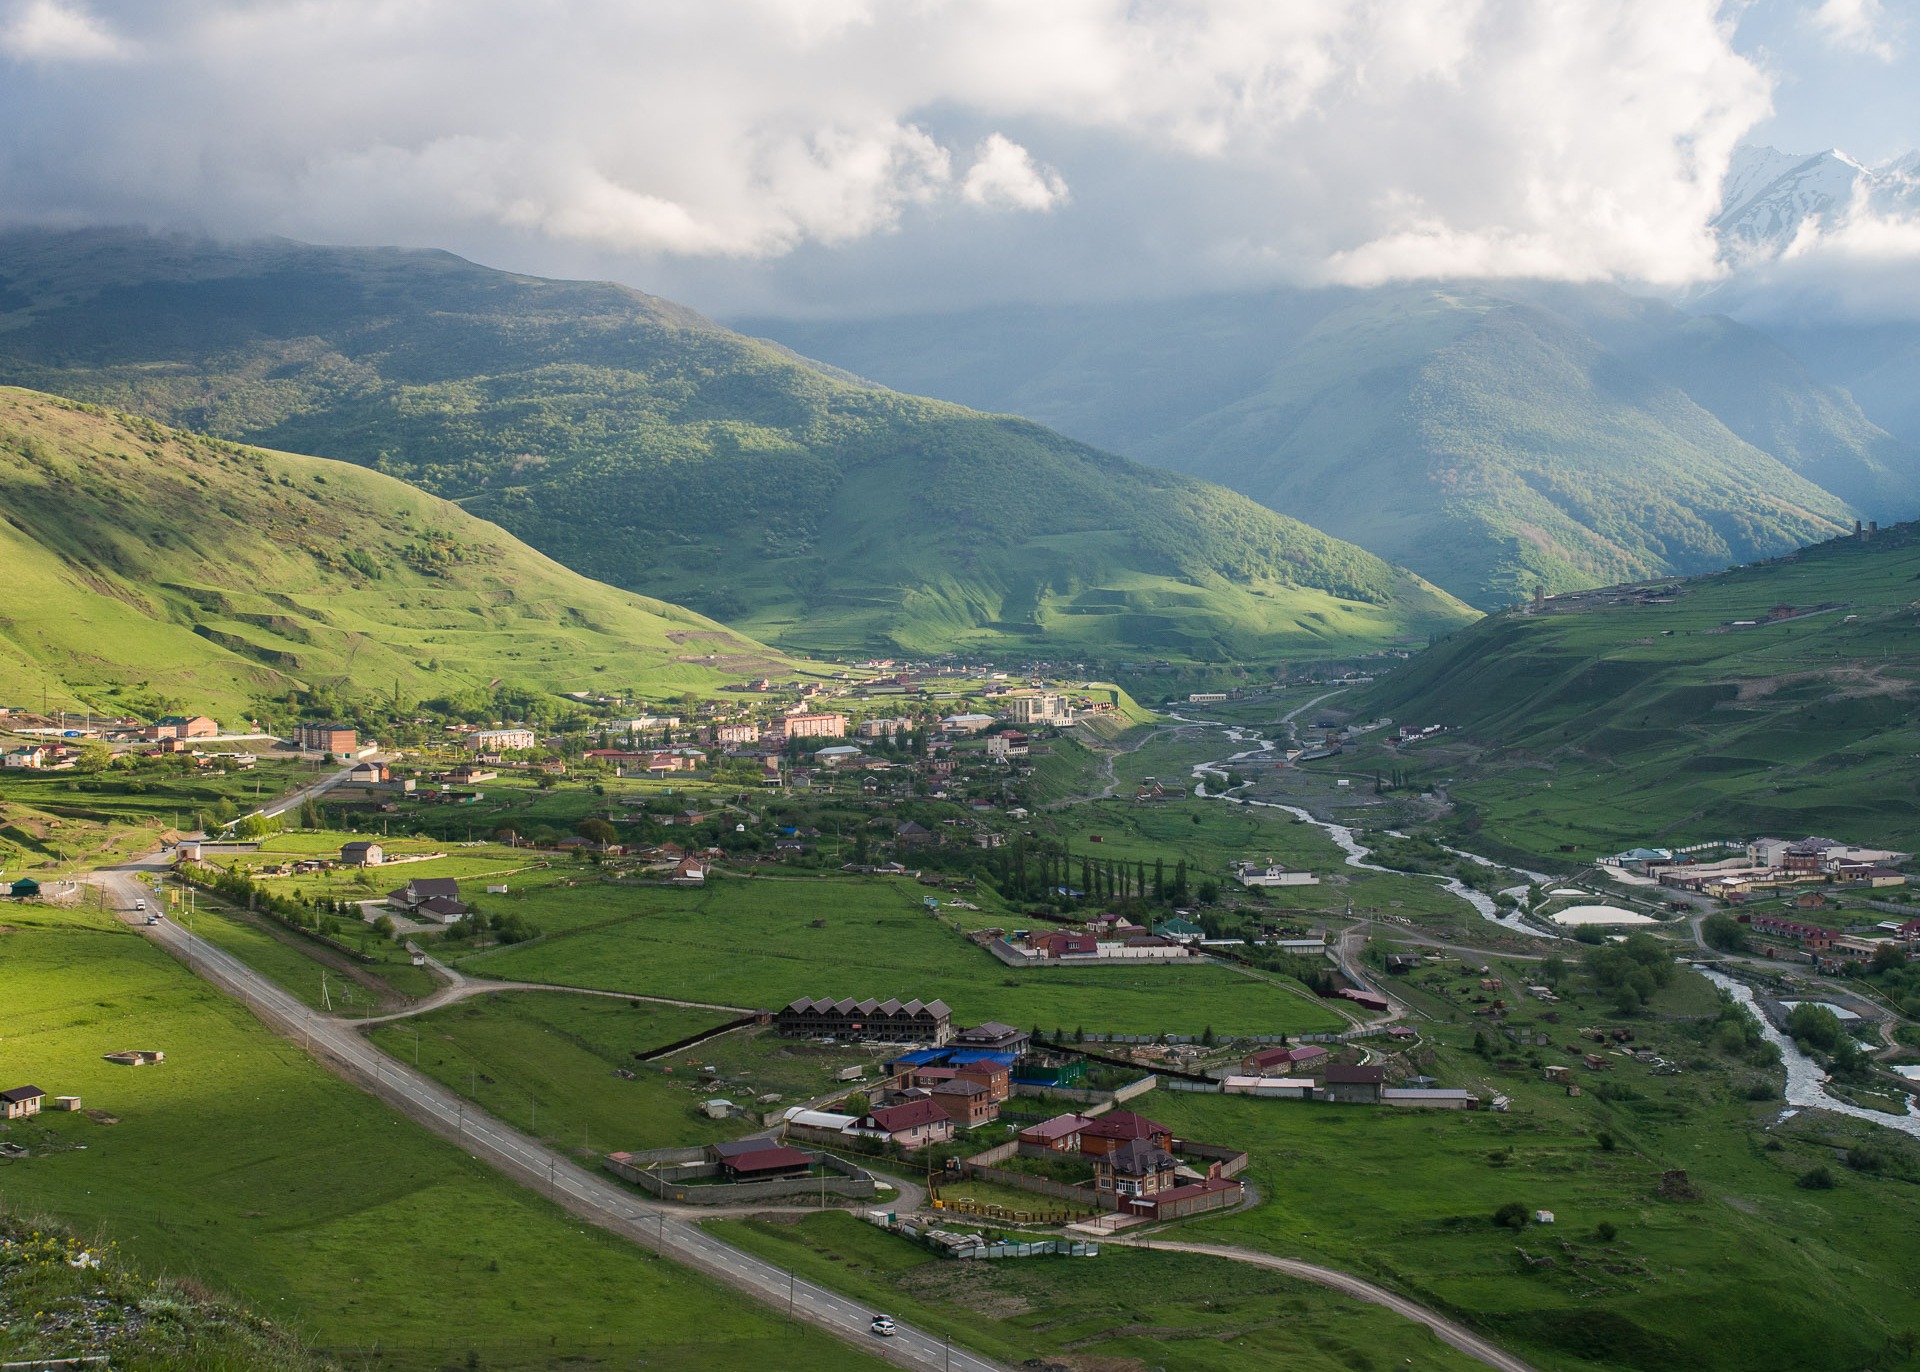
[1846,1146,1884,1173]
[1493,1201,1529,1230]
[1797,1165,1837,1190]
[1596,1221,1618,1242]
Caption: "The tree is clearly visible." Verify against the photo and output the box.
[298,796,323,830]
[76,741,111,774]
[234,813,282,840]
[1701,913,1747,953]
[373,914,397,941]
[578,817,617,845]
[1492,1201,1529,1230]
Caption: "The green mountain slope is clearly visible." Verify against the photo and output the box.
[745,285,1916,609]
[0,387,789,718]
[0,229,1474,662]
[1504,283,1919,517]
[1352,523,1920,860]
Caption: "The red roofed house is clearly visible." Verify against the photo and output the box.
[1030,931,1099,959]
[1017,1113,1090,1152]
[709,1138,814,1180]
[1241,1045,1295,1075]
[863,1099,956,1148]
[1078,1110,1173,1158]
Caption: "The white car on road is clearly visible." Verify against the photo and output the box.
[869,1314,896,1337]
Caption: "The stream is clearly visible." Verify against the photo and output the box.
[1696,966,1920,1140]
[1172,711,1555,939]
[1166,707,1920,1137]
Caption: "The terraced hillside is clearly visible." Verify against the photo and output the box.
[0,387,787,717]
[1354,523,1920,860]
[0,229,1474,662]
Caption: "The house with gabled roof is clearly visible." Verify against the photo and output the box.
[776,995,953,1044]
[862,1098,955,1147]
[1078,1110,1173,1157]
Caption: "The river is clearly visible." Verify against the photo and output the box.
[1172,710,1556,939]
[1696,966,1920,1140]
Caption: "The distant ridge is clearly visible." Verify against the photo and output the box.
[0,229,1476,664]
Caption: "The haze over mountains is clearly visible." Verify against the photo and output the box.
[746,271,1916,608]
[0,229,1472,665]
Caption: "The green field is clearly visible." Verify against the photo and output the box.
[1356,520,1920,861]
[368,992,749,1155]
[0,902,892,1371]
[711,1211,1489,1372]
[1131,954,1920,1372]
[453,873,1347,1036]
[0,757,319,877]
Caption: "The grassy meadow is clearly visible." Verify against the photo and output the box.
[1131,947,1920,1372]
[367,993,752,1156]
[1356,521,1920,861]
[0,387,792,720]
[0,902,893,1371]
[711,1211,1490,1372]
[453,873,1347,1036]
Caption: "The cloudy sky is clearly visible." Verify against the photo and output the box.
[0,0,1913,317]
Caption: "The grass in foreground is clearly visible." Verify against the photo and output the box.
[0,1212,333,1372]
[710,1211,1489,1372]
[0,903,893,1372]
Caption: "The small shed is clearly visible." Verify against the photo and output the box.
[1,1086,46,1120]
[8,878,41,900]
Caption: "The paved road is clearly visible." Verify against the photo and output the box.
[100,858,1003,1372]
[1109,1238,1539,1372]
[251,757,368,822]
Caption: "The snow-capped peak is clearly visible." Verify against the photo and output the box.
[1715,144,1920,265]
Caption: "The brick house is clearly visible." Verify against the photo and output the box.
[1092,1137,1180,1199]
[1078,1111,1174,1158]
[863,1099,955,1147]
[928,1079,1000,1128]
[1017,1113,1091,1152]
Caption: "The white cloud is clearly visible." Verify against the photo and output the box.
[960,135,1068,212]
[0,0,125,62]
[0,0,1793,303]
[1806,0,1899,60]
